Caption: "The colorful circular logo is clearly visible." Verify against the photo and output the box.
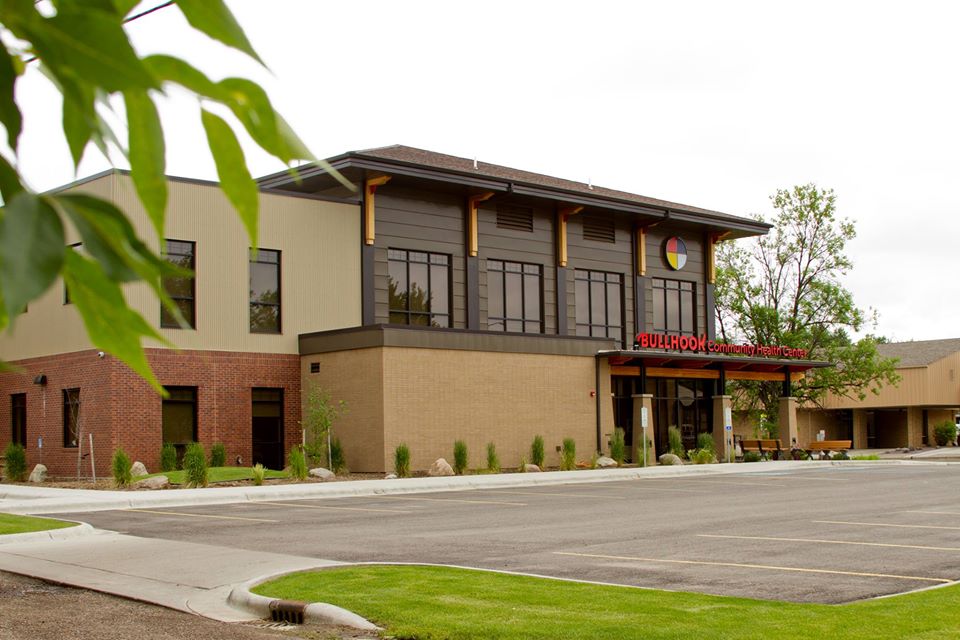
[665,237,687,270]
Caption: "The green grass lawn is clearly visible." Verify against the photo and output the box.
[139,466,287,484]
[254,565,960,639]
[0,513,76,535]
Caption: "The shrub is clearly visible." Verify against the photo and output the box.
[160,443,177,472]
[330,437,347,475]
[531,435,545,469]
[688,448,715,465]
[251,463,266,486]
[518,455,528,472]
[453,440,468,475]
[111,448,133,487]
[560,438,576,471]
[209,442,226,468]
[831,450,850,461]
[288,447,308,480]
[394,443,411,478]
[610,428,625,466]
[668,426,685,458]
[933,421,956,446]
[183,442,208,487]
[486,442,500,473]
[3,442,27,482]
[697,432,715,453]
[589,451,599,470]
[742,451,762,463]
[852,454,879,461]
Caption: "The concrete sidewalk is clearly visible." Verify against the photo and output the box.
[2,458,948,516]
[0,529,340,622]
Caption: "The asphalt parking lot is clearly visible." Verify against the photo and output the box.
[57,464,960,604]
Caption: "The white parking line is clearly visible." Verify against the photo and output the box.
[814,520,960,531]
[383,496,527,506]
[698,533,960,552]
[254,501,413,514]
[123,508,278,523]
[553,551,950,583]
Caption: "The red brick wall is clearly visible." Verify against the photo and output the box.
[0,349,300,478]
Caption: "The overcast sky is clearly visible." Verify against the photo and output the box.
[13,1,960,342]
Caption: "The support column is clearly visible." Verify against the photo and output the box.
[631,393,655,466]
[779,396,799,448]
[712,395,733,463]
[852,409,868,449]
[906,407,924,448]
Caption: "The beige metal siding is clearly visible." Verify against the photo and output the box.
[0,173,361,360]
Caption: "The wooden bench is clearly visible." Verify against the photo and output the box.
[740,439,784,460]
[805,440,853,459]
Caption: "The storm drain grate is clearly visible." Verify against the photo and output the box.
[269,599,307,625]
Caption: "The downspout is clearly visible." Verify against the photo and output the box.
[595,353,602,453]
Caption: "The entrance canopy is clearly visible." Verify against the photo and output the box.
[601,349,832,394]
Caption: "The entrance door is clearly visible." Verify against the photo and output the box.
[652,379,712,455]
[252,388,284,470]
[11,393,26,446]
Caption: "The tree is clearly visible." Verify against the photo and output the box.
[0,0,350,391]
[301,382,347,468]
[714,183,899,420]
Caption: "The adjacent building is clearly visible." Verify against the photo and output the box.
[0,146,828,476]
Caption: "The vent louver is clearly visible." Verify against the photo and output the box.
[496,204,534,232]
[582,214,615,243]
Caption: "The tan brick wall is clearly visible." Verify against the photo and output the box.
[381,348,599,472]
[301,349,385,473]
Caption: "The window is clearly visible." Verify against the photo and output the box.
[487,259,542,333]
[64,243,82,304]
[250,249,281,333]
[11,393,26,446]
[161,240,196,328]
[575,269,624,345]
[388,249,451,327]
[63,388,80,447]
[162,387,197,445]
[652,278,696,335]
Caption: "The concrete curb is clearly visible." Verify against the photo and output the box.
[228,573,380,631]
[2,458,954,515]
[0,520,95,545]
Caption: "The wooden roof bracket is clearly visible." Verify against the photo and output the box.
[556,205,584,267]
[635,220,661,277]
[467,192,495,257]
[707,231,731,283]
[364,174,392,245]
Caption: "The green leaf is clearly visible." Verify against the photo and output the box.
[0,153,24,203]
[60,80,96,168]
[0,48,23,151]
[142,55,225,100]
[61,249,167,393]
[175,0,264,65]
[111,0,140,17]
[23,8,158,93]
[123,89,167,238]
[0,192,65,316]
[200,109,257,245]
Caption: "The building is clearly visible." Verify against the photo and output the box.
[795,339,960,449]
[0,146,828,477]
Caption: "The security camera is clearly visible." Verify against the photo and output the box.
[97,351,105,359]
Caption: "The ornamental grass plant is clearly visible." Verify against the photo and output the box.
[183,442,208,487]
[111,447,133,487]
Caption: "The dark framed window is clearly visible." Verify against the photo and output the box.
[487,259,542,333]
[162,387,197,446]
[11,393,26,446]
[250,249,281,333]
[64,243,82,304]
[252,388,284,470]
[161,240,196,329]
[575,269,624,345]
[63,388,80,448]
[388,249,451,327]
[652,278,696,335]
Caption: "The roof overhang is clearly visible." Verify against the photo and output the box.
[601,348,832,381]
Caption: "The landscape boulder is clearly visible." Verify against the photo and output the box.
[28,464,47,483]
[596,456,617,468]
[131,461,149,477]
[134,475,169,490]
[384,473,398,480]
[658,453,684,466]
[309,467,336,481]
[428,458,455,477]
[523,464,541,472]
